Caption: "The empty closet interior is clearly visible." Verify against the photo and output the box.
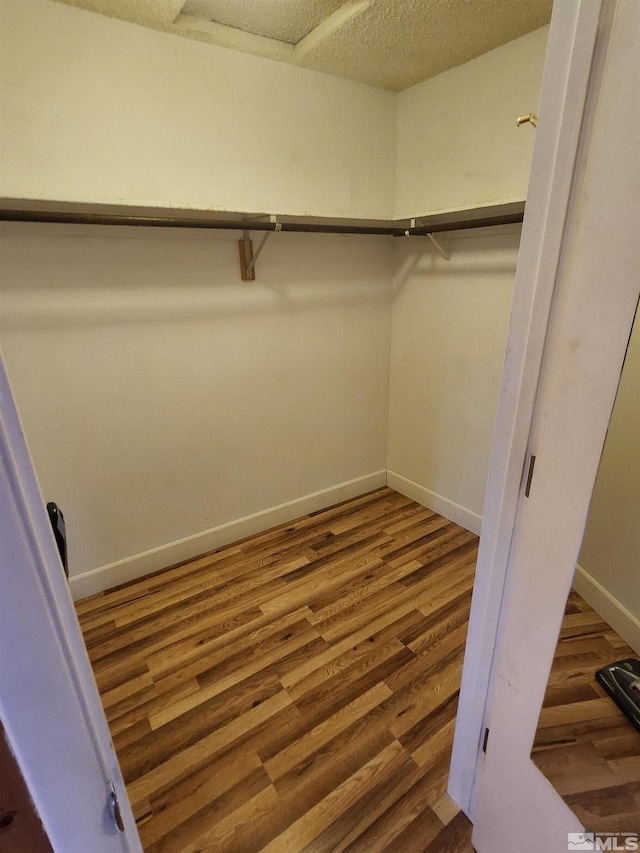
[0,0,552,597]
[1,0,638,848]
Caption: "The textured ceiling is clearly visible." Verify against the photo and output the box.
[53,0,553,91]
[53,0,186,28]
[182,0,346,44]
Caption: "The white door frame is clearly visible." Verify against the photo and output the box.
[472,0,639,843]
[450,0,640,842]
[0,353,142,852]
[449,0,605,817]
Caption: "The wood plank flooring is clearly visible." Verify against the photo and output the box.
[532,590,640,832]
[76,487,477,852]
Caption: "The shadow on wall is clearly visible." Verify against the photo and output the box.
[0,221,394,577]
[0,224,394,330]
[387,225,522,523]
[392,226,524,297]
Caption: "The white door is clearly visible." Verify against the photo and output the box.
[466,0,639,850]
[0,352,143,852]
[450,0,606,818]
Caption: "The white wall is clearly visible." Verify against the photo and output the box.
[387,226,520,533]
[0,0,548,222]
[574,315,640,649]
[0,0,396,219]
[0,223,392,596]
[387,27,548,517]
[0,2,551,599]
[396,27,549,219]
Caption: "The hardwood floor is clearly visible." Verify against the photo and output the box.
[76,487,477,852]
[532,590,640,832]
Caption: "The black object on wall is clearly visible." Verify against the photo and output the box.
[46,502,68,580]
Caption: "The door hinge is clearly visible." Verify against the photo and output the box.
[482,726,490,753]
[524,454,536,497]
[108,783,125,833]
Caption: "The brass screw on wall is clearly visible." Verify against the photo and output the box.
[517,113,538,128]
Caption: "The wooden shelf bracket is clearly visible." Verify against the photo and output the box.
[239,216,282,280]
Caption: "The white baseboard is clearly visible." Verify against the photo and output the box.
[386,470,482,536]
[573,564,640,656]
[69,470,387,601]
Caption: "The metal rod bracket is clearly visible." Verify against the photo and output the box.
[426,232,450,261]
[240,218,282,280]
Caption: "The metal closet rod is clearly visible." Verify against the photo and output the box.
[0,201,525,235]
